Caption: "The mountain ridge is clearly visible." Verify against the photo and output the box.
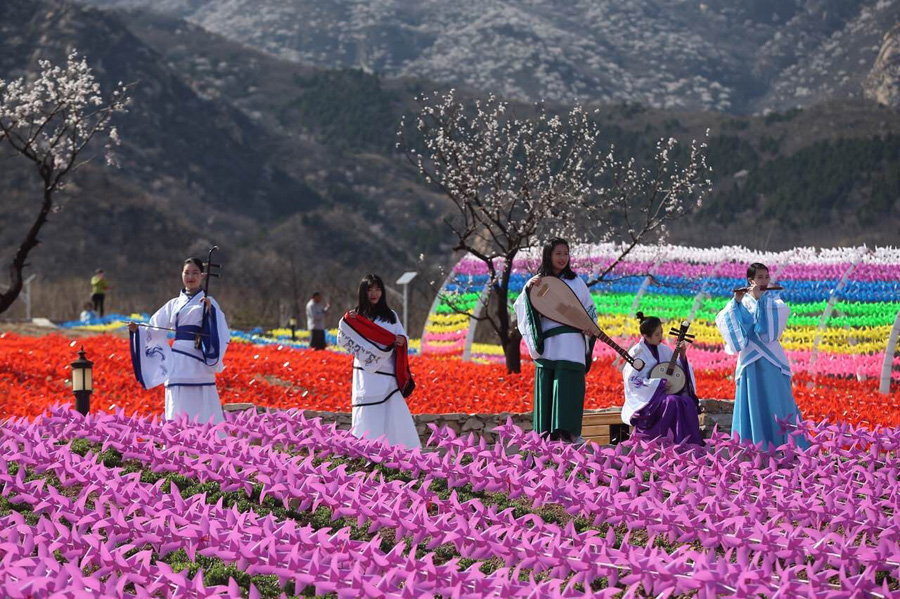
[2,0,898,325]
[80,0,900,113]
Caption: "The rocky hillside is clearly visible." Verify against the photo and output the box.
[0,0,448,323]
[2,0,898,325]
[80,0,900,113]
[865,23,900,108]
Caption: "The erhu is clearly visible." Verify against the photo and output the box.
[195,246,222,350]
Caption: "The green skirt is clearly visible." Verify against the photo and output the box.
[533,358,586,438]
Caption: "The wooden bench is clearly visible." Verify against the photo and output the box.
[582,408,630,446]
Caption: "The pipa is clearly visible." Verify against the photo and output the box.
[528,277,645,371]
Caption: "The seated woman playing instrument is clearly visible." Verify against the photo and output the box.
[621,313,703,446]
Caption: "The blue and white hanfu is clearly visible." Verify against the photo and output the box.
[130,289,229,424]
[715,292,807,449]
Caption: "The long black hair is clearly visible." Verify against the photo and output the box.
[183,257,205,272]
[355,274,397,323]
[636,311,662,337]
[537,238,577,280]
[747,262,768,283]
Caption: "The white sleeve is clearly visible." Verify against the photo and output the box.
[621,345,664,425]
[131,301,174,390]
[575,278,596,354]
[575,278,597,322]
[149,301,173,329]
[514,289,541,359]
[393,311,407,338]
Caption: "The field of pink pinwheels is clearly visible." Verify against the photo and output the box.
[2,404,899,598]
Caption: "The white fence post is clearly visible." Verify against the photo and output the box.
[808,249,866,377]
[880,308,900,394]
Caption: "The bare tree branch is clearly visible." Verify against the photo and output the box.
[399,91,711,372]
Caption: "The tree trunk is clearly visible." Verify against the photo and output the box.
[495,253,522,374]
[503,328,523,374]
[0,185,53,315]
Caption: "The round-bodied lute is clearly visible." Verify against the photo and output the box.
[528,277,645,371]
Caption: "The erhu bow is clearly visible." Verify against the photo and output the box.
[195,246,222,350]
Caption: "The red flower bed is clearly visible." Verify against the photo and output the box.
[1,333,898,427]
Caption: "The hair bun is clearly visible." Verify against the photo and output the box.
[636,311,645,322]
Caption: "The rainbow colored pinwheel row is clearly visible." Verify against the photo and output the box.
[422,244,900,382]
[59,315,421,356]
[421,269,485,356]
[2,406,898,597]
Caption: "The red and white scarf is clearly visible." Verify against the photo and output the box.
[338,312,414,398]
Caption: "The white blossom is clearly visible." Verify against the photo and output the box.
[399,90,711,367]
[0,50,130,186]
[0,50,130,316]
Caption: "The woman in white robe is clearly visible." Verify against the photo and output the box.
[341,274,421,450]
[514,238,597,443]
[622,313,703,446]
[129,257,229,424]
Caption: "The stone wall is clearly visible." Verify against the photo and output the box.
[698,399,734,436]
[227,398,734,446]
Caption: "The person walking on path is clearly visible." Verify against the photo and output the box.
[90,269,111,317]
[306,291,330,350]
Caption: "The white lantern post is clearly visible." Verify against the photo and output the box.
[395,272,418,333]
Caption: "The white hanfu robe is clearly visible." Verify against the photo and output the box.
[715,292,807,448]
[622,339,697,425]
[514,275,596,438]
[339,311,421,450]
[130,289,229,424]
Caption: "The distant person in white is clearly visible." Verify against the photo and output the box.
[79,301,98,323]
[306,291,330,350]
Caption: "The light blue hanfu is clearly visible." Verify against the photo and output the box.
[715,292,808,449]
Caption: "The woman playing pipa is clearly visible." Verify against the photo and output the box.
[514,238,597,444]
[622,314,704,446]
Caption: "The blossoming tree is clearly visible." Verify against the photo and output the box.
[400,91,711,372]
[0,51,129,315]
